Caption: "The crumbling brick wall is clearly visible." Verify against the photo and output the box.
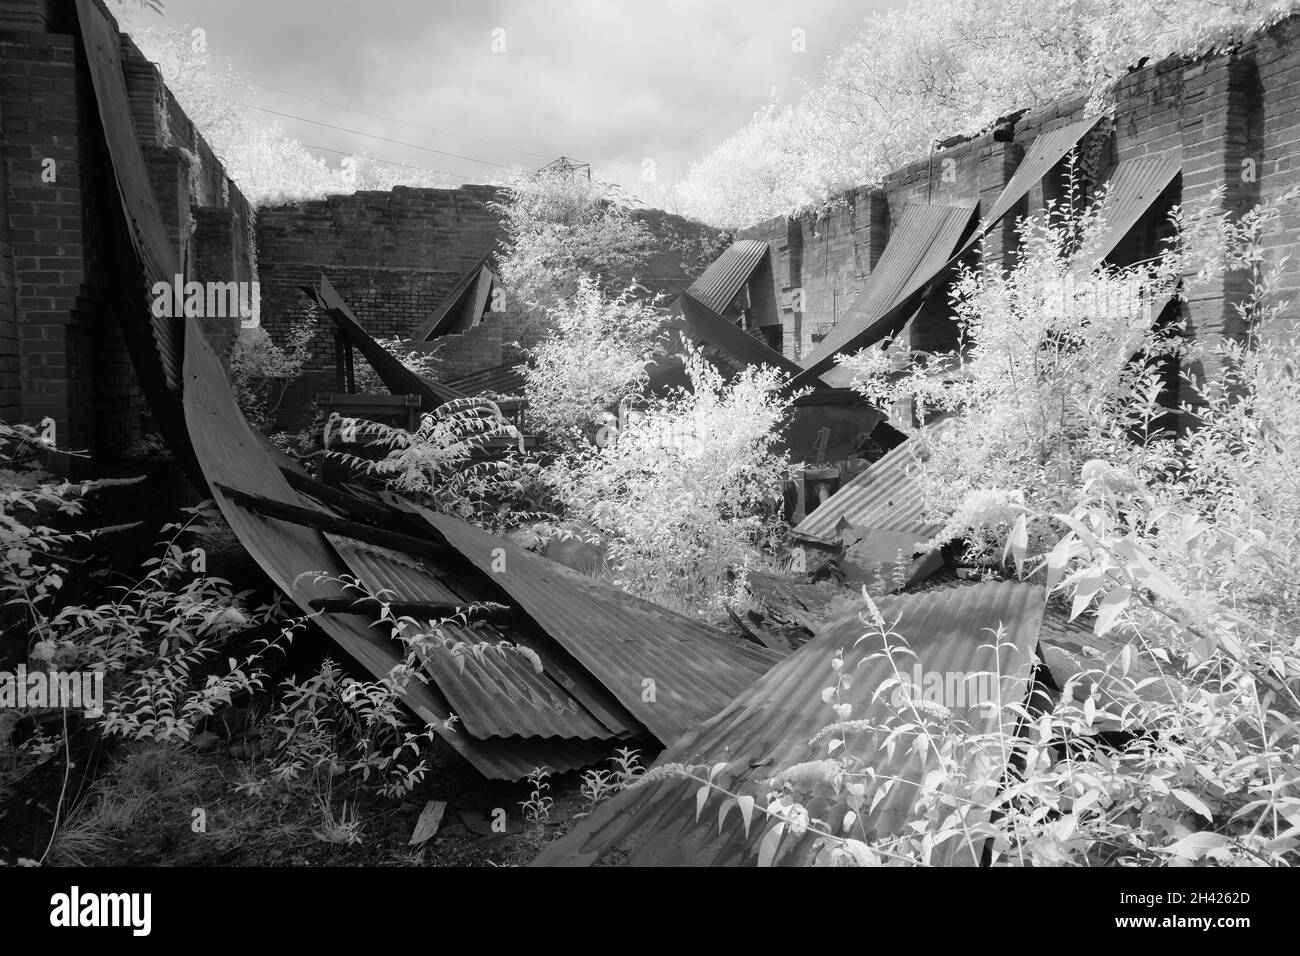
[737,20,1300,402]
[0,0,255,465]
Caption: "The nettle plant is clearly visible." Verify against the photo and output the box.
[43,506,299,743]
[542,349,798,617]
[325,397,522,520]
[522,275,669,448]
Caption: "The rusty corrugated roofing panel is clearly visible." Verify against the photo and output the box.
[686,240,770,315]
[316,274,467,408]
[1079,154,1182,269]
[411,257,498,340]
[680,290,804,377]
[794,435,939,548]
[327,535,631,742]
[410,506,784,746]
[181,314,606,779]
[795,202,977,383]
[532,579,1044,866]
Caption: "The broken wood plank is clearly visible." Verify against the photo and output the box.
[280,467,412,529]
[213,482,453,563]
[409,800,448,846]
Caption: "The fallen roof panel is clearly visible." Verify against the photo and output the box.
[316,274,467,408]
[73,0,203,485]
[411,256,498,341]
[327,535,630,742]
[794,120,1103,388]
[794,435,940,548]
[686,240,770,315]
[963,115,1106,258]
[795,202,977,383]
[409,506,784,746]
[1079,154,1183,270]
[532,579,1044,866]
[181,314,606,779]
[680,290,804,377]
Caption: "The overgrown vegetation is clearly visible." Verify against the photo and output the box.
[679,190,1300,866]
[674,0,1300,226]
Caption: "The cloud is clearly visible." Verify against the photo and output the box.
[155,0,895,195]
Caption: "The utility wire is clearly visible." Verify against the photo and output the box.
[251,105,528,171]
[248,80,551,161]
[299,141,490,183]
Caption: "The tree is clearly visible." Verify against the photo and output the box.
[541,350,795,617]
[676,0,1299,227]
[522,276,669,447]
[490,170,654,327]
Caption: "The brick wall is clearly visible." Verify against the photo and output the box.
[0,0,254,465]
[255,185,723,389]
[734,21,1300,393]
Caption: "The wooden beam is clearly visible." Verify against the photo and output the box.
[309,597,516,623]
[279,467,409,529]
[214,482,452,563]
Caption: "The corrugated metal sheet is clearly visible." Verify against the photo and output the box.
[316,274,467,407]
[965,115,1105,255]
[795,202,977,382]
[1079,154,1182,270]
[410,506,785,746]
[181,314,608,779]
[680,290,804,377]
[326,535,632,742]
[411,258,498,341]
[686,240,770,315]
[794,435,939,548]
[532,580,1045,866]
[73,0,204,487]
[795,121,1102,390]
[75,0,182,389]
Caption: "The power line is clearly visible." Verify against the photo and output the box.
[250,105,527,172]
[249,80,551,161]
[298,141,489,183]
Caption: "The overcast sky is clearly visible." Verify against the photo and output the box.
[150,0,897,194]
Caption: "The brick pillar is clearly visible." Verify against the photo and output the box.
[979,138,1022,272]
[0,29,91,447]
[1178,53,1259,400]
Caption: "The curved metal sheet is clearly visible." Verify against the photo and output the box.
[680,290,803,376]
[1078,155,1182,271]
[409,506,784,747]
[964,114,1106,256]
[327,535,630,742]
[795,202,977,382]
[181,314,603,779]
[532,580,1044,866]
